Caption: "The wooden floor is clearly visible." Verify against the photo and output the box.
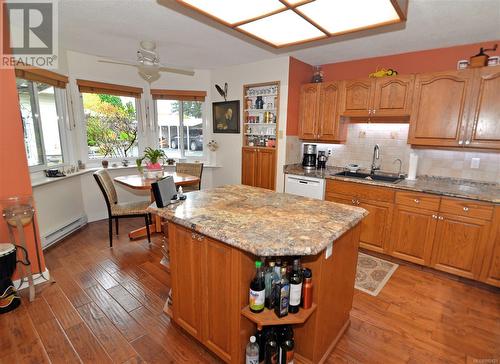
[1,219,499,364]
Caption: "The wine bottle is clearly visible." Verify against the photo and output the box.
[289,259,303,314]
[274,267,289,318]
[255,327,265,362]
[264,329,278,364]
[249,261,265,313]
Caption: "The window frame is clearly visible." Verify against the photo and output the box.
[79,91,144,164]
[17,78,70,173]
[153,98,207,161]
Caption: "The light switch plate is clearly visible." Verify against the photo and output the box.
[325,242,333,259]
[471,158,480,169]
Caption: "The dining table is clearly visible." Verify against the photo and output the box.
[114,172,200,239]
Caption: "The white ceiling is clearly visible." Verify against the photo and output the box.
[60,0,500,69]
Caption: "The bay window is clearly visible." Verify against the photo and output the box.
[77,80,143,160]
[151,89,206,159]
[15,68,69,170]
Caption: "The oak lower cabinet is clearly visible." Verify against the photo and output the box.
[430,213,490,280]
[241,147,276,190]
[389,205,437,265]
[480,206,500,287]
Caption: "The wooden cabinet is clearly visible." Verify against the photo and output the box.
[241,147,276,190]
[430,213,490,280]
[480,206,500,287]
[390,205,437,265]
[325,181,394,253]
[408,69,474,147]
[372,75,414,117]
[169,224,203,339]
[466,66,500,149]
[298,82,346,142]
[298,83,320,140]
[340,75,414,118]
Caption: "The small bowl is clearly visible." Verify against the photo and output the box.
[347,163,360,172]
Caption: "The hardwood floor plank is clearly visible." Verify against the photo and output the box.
[107,285,142,312]
[84,284,144,341]
[41,284,83,330]
[138,261,171,287]
[119,277,166,315]
[88,264,120,290]
[34,319,82,363]
[77,302,138,363]
[130,334,176,363]
[65,322,113,363]
[51,267,93,308]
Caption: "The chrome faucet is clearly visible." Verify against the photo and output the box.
[371,144,380,174]
[393,158,402,177]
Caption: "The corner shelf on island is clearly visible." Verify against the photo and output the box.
[241,304,317,329]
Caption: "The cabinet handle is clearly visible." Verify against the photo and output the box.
[414,199,420,204]
[463,207,469,212]
[351,198,356,205]
[368,109,372,115]
[458,140,463,145]
[438,216,444,220]
[432,214,438,219]
[465,140,470,145]
[372,109,376,115]
[356,200,361,206]
[192,233,204,241]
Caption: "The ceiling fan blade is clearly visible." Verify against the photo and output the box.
[98,59,138,67]
[158,66,195,76]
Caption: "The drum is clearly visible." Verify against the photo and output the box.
[0,243,23,313]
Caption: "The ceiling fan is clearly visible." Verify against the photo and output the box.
[98,40,195,82]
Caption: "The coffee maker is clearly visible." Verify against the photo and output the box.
[302,144,317,170]
[317,150,328,169]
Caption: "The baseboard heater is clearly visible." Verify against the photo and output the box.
[41,215,88,249]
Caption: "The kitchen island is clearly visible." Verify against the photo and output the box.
[148,185,367,363]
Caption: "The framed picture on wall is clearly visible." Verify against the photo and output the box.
[212,100,240,134]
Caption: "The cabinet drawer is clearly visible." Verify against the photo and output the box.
[395,191,440,211]
[327,180,394,203]
[439,198,494,220]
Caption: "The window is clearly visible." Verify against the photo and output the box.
[16,78,67,169]
[77,79,143,160]
[152,89,207,159]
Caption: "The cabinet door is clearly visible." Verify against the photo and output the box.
[298,83,320,139]
[340,79,373,117]
[480,206,500,287]
[389,205,437,265]
[201,237,236,362]
[430,213,490,279]
[256,149,276,190]
[357,199,393,253]
[169,224,202,339]
[241,147,257,187]
[318,82,346,142]
[408,70,473,147]
[372,75,414,116]
[466,66,500,149]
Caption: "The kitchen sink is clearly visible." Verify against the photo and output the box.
[333,171,404,183]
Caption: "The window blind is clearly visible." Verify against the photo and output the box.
[15,67,69,88]
[77,79,143,98]
[150,89,206,101]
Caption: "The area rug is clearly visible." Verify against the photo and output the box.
[355,252,398,296]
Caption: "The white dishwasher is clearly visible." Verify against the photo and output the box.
[285,174,325,200]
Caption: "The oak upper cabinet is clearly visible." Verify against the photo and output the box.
[298,82,345,142]
[169,224,203,339]
[408,69,474,147]
[430,212,490,280]
[466,65,500,149]
[371,75,414,117]
[241,147,276,190]
[298,83,320,139]
[241,147,257,187]
[256,148,276,190]
[340,78,373,117]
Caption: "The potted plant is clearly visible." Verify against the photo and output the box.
[136,158,144,175]
[142,147,166,178]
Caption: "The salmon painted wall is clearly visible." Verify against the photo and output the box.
[321,40,500,81]
[0,2,46,276]
[286,57,314,136]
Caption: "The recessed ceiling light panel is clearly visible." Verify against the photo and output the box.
[237,10,326,47]
[179,0,286,25]
[296,0,401,35]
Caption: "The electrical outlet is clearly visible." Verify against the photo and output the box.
[328,149,332,156]
[470,158,480,169]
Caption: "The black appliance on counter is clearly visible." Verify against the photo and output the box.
[317,150,328,169]
[302,144,317,170]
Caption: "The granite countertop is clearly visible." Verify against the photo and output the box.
[284,164,500,203]
[148,184,367,256]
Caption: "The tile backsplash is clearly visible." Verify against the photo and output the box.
[295,123,500,183]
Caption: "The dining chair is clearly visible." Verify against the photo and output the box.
[93,169,151,247]
[175,162,203,191]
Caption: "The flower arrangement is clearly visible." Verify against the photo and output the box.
[207,140,219,152]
